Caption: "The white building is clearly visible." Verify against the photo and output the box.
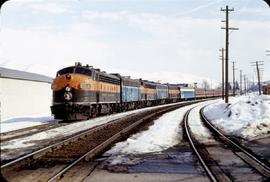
[0,67,52,122]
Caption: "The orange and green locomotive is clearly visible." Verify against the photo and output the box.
[51,63,121,120]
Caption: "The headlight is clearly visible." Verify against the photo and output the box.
[66,74,71,80]
[64,92,72,100]
[65,86,71,92]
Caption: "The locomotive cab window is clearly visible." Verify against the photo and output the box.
[75,67,92,76]
[56,67,75,76]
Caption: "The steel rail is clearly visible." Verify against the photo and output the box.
[1,110,144,170]
[1,101,201,170]
[200,107,270,178]
[2,101,200,181]
[47,104,186,182]
[1,119,110,169]
[1,121,64,143]
[183,108,218,182]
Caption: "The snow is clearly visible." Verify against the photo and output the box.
[104,100,215,165]
[108,108,185,155]
[188,104,216,143]
[0,102,189,151]
[204,93,270,140]
[0,113,54,133]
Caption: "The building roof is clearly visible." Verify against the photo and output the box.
[180,87,195,91]
[0,67,53,83]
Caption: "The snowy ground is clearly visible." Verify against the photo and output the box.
[0,113,54,133]
[1,102,195,151]
[204,93,270,140]
[188,105,217,144]
[104,100,214,165]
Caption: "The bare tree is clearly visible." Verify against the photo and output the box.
[202,80,210,90]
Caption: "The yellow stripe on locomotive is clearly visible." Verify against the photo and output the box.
[51,74,96,92]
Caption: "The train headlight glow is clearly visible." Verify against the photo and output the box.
[64,92,72,100]
[65,86,71,92]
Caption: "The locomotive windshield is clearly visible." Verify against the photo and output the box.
[56,67,75,76]
[56,66,92,77]
[75,67,92,76]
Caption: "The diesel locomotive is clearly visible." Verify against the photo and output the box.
[51,63,223,121]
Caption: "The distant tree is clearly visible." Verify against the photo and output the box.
[202,80,210,90]
[234,81,239,90]
[216,83,222,89]
[227,82,232,90]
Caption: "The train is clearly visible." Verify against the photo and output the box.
[51,63,225,121]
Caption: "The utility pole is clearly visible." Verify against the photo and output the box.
[244,74,247,95]
[256,61,263,95]
[219,48,225,99]
[251,61,264,95]
[221,5,238,103]
[232,61,237,96]
[239,70,242,95]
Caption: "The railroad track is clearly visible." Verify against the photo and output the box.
[183,105,270,182]
[1,101,202,182]
[1,101,203,164]
[0,121,65,143]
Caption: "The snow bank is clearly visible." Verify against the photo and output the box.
[0,114,54,133]
[104,101,215,165]
[108,108,184,155]
[204,93,270,139]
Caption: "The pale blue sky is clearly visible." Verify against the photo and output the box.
[0,0,269,87]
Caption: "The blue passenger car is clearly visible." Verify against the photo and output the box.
[180,87,195,100]
[156,83,168,104]
[110,75,142,110]
[156,83,168,100]
[122,77,141,102]
[121,77,141,102]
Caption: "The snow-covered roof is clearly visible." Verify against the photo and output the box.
[180,87,195,91]
[0,67,52,83]
[262,81,270,86]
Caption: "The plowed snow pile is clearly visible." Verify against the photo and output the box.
[204,93,270,140]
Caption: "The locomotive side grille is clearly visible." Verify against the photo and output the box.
[99,75,120,85]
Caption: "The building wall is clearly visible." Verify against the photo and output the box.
[262,84,270,95]
[0,78,52,121]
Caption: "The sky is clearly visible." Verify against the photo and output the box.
[0,0,269,88]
